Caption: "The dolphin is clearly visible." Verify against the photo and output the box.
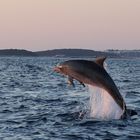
[54,57,127,118]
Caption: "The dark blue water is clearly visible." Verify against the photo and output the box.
[0,57,139,140]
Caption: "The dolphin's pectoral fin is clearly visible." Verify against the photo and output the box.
[80,81,85,87]
[67,76,85,87]
[95,56,107,67]
[67,76,75,87]
[77,80,85,87]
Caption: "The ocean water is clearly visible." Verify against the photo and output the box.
[0,57,139,140]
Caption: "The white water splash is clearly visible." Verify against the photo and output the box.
[88,85,123,120]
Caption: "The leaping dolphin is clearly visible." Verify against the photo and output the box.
[54,57,127,119]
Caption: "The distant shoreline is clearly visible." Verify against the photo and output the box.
[0,49,140,58]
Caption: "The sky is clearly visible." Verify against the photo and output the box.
[0,0,140,51]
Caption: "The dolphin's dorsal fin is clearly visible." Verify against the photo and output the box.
[95,57,106,67]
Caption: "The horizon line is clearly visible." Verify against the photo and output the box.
[0,48,140,52]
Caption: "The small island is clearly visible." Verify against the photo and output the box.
[0,49,139,58]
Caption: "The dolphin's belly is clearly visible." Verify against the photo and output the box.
[88,85,123,119]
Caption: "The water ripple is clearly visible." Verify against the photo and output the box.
[0,57,139,139]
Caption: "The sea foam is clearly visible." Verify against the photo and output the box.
[88,85,123,119]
